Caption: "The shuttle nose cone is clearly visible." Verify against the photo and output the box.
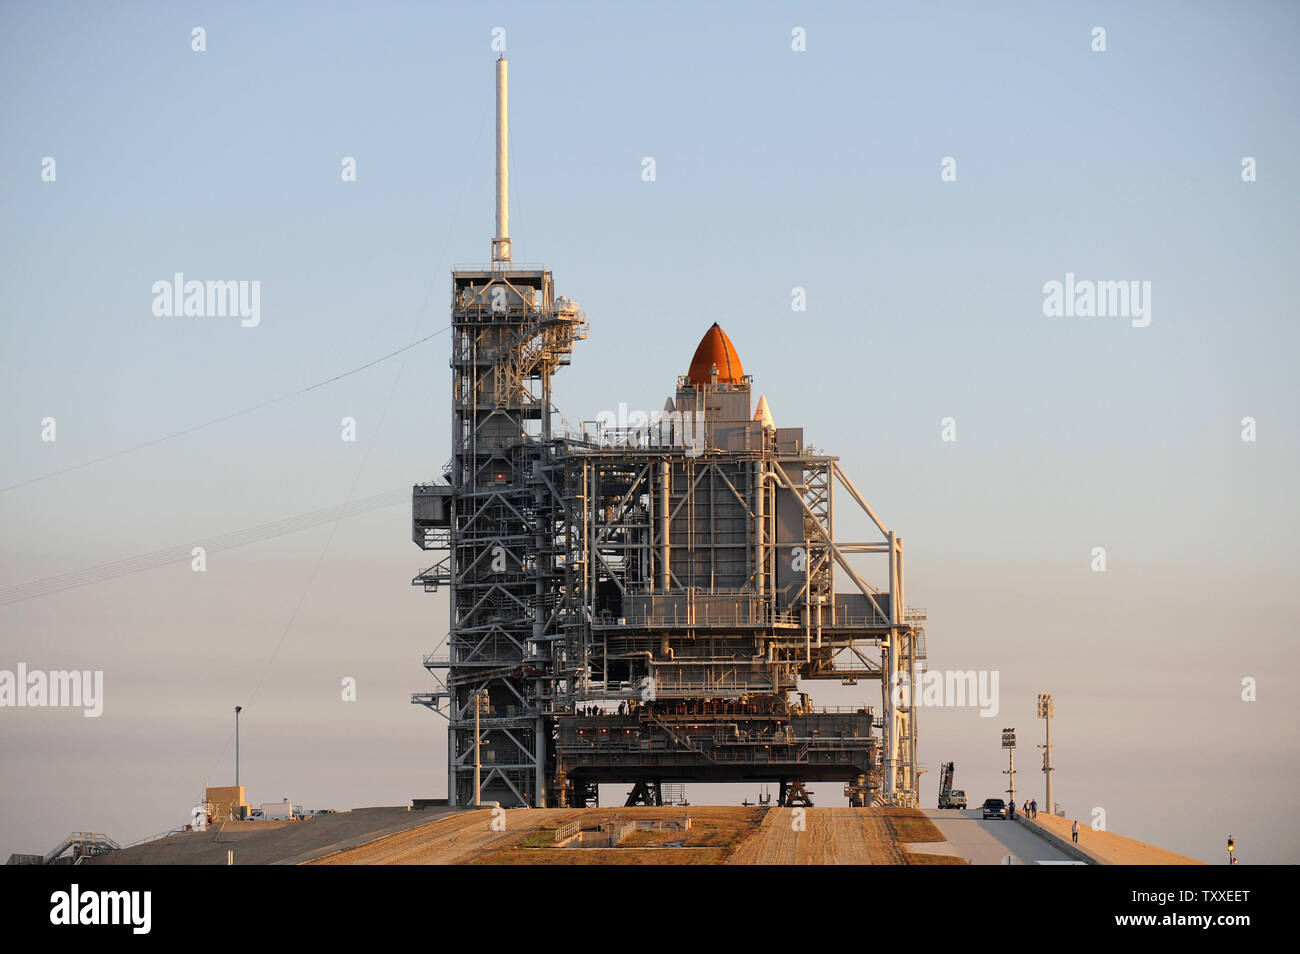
[687,322,744,387]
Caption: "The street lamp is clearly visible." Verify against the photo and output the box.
[234,706,242,789]
[1037,693,1054,815]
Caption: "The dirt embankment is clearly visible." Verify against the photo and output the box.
[727,807,912,865]
[311,805,953,866]
[307,808,579,865]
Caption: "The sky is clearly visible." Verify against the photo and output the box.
[1,0,1297,864]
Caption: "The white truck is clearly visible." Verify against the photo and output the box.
[937,762,968,809]
[260,801,296,820]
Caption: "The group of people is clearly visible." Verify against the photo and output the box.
[578,702,636,717]
[1008,798,1082,845]
[1007,798,1040,820]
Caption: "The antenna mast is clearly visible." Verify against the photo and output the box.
[492,56,511,266]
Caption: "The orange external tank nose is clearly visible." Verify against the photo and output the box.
[687,322,744,387]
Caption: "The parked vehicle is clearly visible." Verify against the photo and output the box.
[260,801,296,820]
[937,762,969,809]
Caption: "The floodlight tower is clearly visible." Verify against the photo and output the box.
[1037,693,1054,814]
[1002,727,1017,807]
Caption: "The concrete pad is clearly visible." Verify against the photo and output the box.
[89,807,464,865]
[923,808,1075,865]
[904,840,961,856]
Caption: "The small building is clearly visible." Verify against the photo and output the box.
[206,785,249,820]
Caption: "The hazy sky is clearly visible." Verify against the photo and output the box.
[2,1,1297,864]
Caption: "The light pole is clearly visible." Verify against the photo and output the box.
[1002,727,1016,811]
[234,705,242,789]
[473,690,489,807]
[1037,693,1054,815]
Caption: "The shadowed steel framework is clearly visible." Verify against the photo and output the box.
[411,58,926,810]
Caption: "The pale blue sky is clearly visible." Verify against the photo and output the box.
[1,1,1297,863]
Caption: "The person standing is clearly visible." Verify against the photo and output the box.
[1030,798,1037,819]
[1008,799,1016,820]
[1072,819,1080,844]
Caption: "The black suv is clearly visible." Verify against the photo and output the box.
[981,798,1007,820]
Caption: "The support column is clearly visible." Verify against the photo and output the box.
[658,460,670,591]
[535,716,547,807]
[881,529,902,802]
[753,460,765,598]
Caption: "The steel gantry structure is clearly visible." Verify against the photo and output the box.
[411,58,926,809]
[409,257,587,806]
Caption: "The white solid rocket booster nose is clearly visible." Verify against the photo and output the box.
[492,56,511,264]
